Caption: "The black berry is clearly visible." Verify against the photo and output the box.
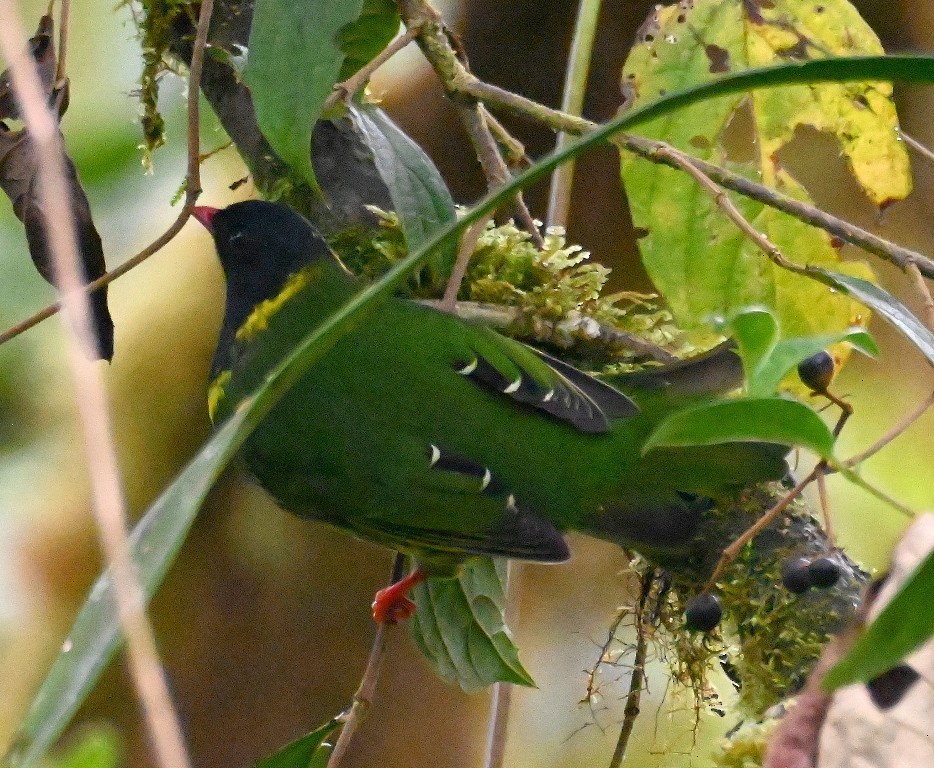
[808,557,841,589]
[782,557,814,594]
[685,593,722,632]
[797,351,835,392]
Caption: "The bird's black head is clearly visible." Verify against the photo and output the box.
[194,200,334,375]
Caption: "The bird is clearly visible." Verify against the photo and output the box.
[193,200,789,622]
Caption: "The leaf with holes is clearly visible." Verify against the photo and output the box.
[620,0,907,347]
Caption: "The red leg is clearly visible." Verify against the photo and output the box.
[372,568,427,624]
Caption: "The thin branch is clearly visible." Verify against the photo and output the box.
[420,299,678,362]
[453,76,934,280]
[907,261,934,330]
[547,0,602,229]
[482,562,523,768]
[326,554,404,768]
[844,388,934,467]
[399,0,543,247]
[480,106,529,168]
[704,470,818,592]
[609,572,652,768]
[440,216,491,312]
[323,25,421,112]
[902,130,934,168]
[0,0,211,352]
[0,0,213,766]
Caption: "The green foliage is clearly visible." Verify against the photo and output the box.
[410,558,534,691]
[644,396,835,458]
[254,720,339,768]
[619,0,908,345]
[726,306,878,396]
[13,51,934,767]
[349,103,458,288]
[245,0,377,190]
[825,548,934,690]
[336,0,400,82]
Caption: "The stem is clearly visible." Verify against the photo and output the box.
[608,572,652,768]
[482,562,523,768]
[547,0,602,228]
[326,554,404,768]
[453,77,934,280]
[0,0,213,766]
[844,388,934,467]
[323,25,420,112]
[440,217,491,312]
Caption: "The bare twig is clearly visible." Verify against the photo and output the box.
[902,130,934,168]
[399,0,543,246]
[420,299,678,362]
[547,0,602,229]
[452,77,934,280]
[0,0,214,766]
[0,0,211,352]
[482,562,523,768]
[326,554,404,768]
[844,388,934,467]
[609,572,652,768]
[440,216,492,312]
[54,0,68,84]
[323,25,421,112]
[816,469,833,545]
[704,470,818,592]
[907,261,934,330]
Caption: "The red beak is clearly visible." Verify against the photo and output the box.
[192,206,220,232]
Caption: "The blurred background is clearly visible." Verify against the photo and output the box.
[0,0,933,766]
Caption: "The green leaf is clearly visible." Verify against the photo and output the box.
[245,0,367,189]
[3,407,252,768]
[41,726,121,768]
[255,720,340,768]
[726,307,878,396]
[749,329,877,397]
[619,0,907,344]
[349,103,458,285]
[728,307,780,382]
[824,549,934,690]
[337,0,400,82]
[409,558,534,692]
[11,53,934,767]
[643,396,835,458]
[810,269,934,366]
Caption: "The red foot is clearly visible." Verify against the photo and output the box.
[372,569,427,623]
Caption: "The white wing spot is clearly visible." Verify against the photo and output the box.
[506,494,517,510]
[481,468,492,491]
[504,376,522,394]
[542,389,555,402]
[456,358,478,375]
[429,444,441,466]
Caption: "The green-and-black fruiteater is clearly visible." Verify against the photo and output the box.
[195,201,789,622]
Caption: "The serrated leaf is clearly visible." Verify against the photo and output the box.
[11,52,934,768]
[245,0,367,189]
[350,103,457,285]
[643,396,835,458]
[811,268,934,366]
[620,0,910,347]
[337,0,400,82]
[409,558,533,692]
[255,720,339,768]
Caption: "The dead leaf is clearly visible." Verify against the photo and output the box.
[0,15,112,360]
